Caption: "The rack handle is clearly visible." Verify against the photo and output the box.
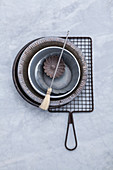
[65,112,77,151]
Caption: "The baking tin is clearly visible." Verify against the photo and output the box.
[17,37,87,107]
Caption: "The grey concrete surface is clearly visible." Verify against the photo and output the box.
[0,0,113,169]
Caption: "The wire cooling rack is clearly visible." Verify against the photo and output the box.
[49,37,94,113]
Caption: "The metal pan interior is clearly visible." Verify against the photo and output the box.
[28,46,81,98]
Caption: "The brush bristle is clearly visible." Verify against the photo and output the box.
[39,88,52,110]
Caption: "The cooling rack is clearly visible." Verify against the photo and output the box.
[49,37,94,113]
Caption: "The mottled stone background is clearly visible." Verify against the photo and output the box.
[0,0,113,169]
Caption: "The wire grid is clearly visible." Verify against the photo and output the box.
[49,37,94,113]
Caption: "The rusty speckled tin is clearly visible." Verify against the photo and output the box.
[17,37,87,107]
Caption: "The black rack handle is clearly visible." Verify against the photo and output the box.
[65,112,77,151]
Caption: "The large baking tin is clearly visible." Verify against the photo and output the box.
[17,37,87,107]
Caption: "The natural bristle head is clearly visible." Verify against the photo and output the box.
[39,88,52,110]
